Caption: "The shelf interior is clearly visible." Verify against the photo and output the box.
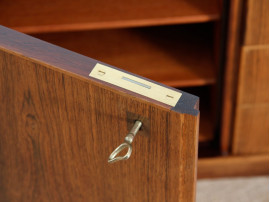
[1,0,220,33]
[33,24,216,87]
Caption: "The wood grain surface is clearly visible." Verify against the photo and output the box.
[221,0,269,154]
[0,0,220,33]
[232,47,269,155]
[0,26,199,201]
[231,0,269,155]
[236,47,269,105]
[233,104,269,154]
[220,0,244,154]
[198,154,269,179]
[244,0,269,45]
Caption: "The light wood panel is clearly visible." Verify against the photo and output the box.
[232,47,269,155]
[233,104,269,154]
[198,154,269,179]
[0,0,220,33]
[231,0,269,155]
[236,47,269,105]
[221,0,269,154]
[244,0,269,45]
[0,26,199,202]
[33,25,216,88]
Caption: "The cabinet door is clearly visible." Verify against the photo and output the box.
[0,26,199,202]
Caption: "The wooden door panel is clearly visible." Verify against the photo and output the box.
[233,104,269,154]
[0,26,199,202]
[236,47,269,105]
[232,47,269,155]
[244,0,269,45]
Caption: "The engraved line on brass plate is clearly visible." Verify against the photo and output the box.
[89,63,182,107]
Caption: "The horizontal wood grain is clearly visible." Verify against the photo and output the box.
[0,25,199,202]
[198,154,269,179]
[0,0,220,33]
[244,0,269,45]
[33,25,216,88]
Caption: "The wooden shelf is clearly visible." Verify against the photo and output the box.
[1,0,220,33]
[33,24,216,87]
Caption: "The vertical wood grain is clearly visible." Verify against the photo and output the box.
[222,0,268,154]
[231,0,269,155]
[236,47,269,105]
[220,0,244,154]
[233,104,269,154]
[0,41,199,201]
[244,0,269,45]
[232,47,269,154]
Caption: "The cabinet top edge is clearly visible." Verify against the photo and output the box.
[0,25,199,115]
